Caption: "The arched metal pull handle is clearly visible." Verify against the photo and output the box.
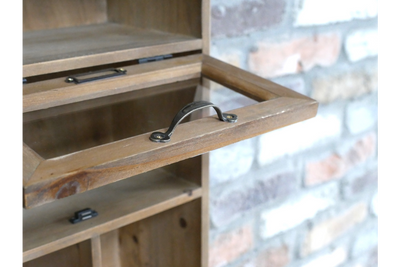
[150,101,238,143]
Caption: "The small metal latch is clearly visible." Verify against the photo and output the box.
[65,68,127,84]
[139,54,173,64]
[69,208,98,224]
[183,189,193,196]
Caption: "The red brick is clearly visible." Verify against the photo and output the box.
[301,202,368,256]
[255,245,290,267]
[239,244,290,267]
[248,33,341,78]
[210,172,298,227]
[305,133,376,186]
[209,225,253,267]
[211,0,285,37]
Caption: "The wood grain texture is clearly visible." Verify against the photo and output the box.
[23,169,201,262]
[202,55,309,101]
[91,236,102,267]
[23,54,318,209]
[116,199,201,267]
[23,0,107,31]
[100,230,121,267]
[202,0,211,55]
[23,23,202,77]
[107,0,202,37]
[19,141,44,207]
[23,81,198,159]
[23,55,202,112]
[24,96,317,208]
[23,143,44,184]
[23,240,92,267]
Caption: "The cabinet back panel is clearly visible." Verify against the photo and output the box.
[101,199,201,267]
[23,0,108,31]
[107,0,202,37]
[23,80,199,159]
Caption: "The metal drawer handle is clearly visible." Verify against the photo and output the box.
[150,101,237,143]
[65,68,127,84]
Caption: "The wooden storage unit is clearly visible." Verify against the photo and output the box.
[23,1,318,266]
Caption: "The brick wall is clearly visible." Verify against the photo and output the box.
[208,1,378,267]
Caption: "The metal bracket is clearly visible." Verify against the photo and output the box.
[65,68,127,84]
[139,54,173,64]
[69,208,98,224]
[150,101,237,143]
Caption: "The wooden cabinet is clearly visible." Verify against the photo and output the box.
[23,0,318,266]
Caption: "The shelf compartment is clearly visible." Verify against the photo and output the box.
[23,22,202,77]
[23,54,318,209]
[23,168,201,262]
[23,239,92,267]
[101,199,201,267]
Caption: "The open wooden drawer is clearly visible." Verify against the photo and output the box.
[23,54,318,209]
[23,54,318,266]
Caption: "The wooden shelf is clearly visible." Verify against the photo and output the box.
[23,22,203,77]
[23,169,202,262]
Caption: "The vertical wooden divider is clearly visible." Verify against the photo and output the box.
[91,235,102,267]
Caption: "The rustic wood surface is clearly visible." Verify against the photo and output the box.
[107,0,201,37]
[23,55,318,208]
[23,23,202,77]
[23,143,44,184]
[116,199,201,267]
[91,236,102,267]
[23,169,201,262]
[23,55,202,112]
[23,81,198,159]
[23,0,107,31]
[23,239,92,267]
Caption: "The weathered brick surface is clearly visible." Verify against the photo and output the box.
[312,69,378,104]
[209,225,253,267]
[342,169,377,198]
[210,172,298,227]
[305,134,376,186]
[258,112,342,165]
[210,139,255,186]
[301,247,348,267]
[301,202,368,256]
[346,95,378,134]
[211,0,285,37]
[207,1,378,267]
[248,33,341,78]
[250,245,290,267]
[345,29,378,62]
[260,183,338,238]
[294,0,378,26]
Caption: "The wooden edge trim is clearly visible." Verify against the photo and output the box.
[24,97,317,208]
[201,54,313,101]
[23,39,203,77]
[19,141,44,207]
[23,188,202,262]
[19,141,44,186]
[23,55,203,113]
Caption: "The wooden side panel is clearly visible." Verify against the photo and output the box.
[107,0,202,37]
[116,199,201,267]
[91,236,103,267]
[23,0,107,31]
[23,240,92,267]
